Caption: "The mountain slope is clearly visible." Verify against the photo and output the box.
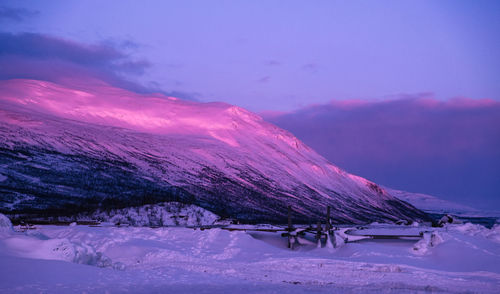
[0,79,429,223]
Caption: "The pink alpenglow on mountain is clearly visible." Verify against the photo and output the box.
[0,79,429,223]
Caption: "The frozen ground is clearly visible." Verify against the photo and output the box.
[1,216,500,293]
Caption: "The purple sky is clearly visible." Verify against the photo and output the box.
[1,1,499,209]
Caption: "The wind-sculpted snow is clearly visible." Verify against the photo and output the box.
[1,222,500,293]
[0,213,121,269]
[0,79,429,223]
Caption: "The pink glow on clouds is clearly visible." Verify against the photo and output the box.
[328,99,373,109]
[324,96,498,110]
[445,97,498,108]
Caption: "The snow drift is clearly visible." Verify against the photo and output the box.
[0,79,429,223]
[2,221,500,293]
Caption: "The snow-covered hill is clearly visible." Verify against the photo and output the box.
[62,202,222,227]
[386,188,478,214]
[0,79,429,223]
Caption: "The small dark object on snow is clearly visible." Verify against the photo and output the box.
[396,219,409,226]
[438,214,462,227]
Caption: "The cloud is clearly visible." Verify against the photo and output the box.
[300,62,319,73]
[264,60,281,66]
[0,32,196,100]
[162,90,201,101]
[263,95,500,209]
[0,32,148,87]
[257,76,270,83]
[0,6,38,22]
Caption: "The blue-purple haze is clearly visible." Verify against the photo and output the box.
[1,0,499,209]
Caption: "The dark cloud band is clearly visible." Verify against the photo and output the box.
[263,96,500,209]
[0,32,197,100]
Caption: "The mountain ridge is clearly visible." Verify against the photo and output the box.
[0,79,430,223]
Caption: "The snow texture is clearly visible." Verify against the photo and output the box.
[0,218,499,293]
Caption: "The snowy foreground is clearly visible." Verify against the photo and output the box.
[1,219,500,293]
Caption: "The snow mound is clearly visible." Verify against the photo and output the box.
[1,230,122,269]
[488,225,500,243]
[71,202,220,227]
[452,222,488,235]
[0,213,13,235]
[449,223,500,244]
[410,223,500,257]
[411,231,443,255]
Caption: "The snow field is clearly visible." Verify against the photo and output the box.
[1,215,500,293]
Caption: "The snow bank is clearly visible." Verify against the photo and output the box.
[448,222,500,244]
[411,231,443,255]
[0,219,123,269]
[66,202,220,227]
[0,213,13,235]
[488,224,500,243]
[410,222,500,256]
[3,235,112,266]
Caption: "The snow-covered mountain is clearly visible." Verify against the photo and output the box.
[0,79,429,223]
[386,188,477,215]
